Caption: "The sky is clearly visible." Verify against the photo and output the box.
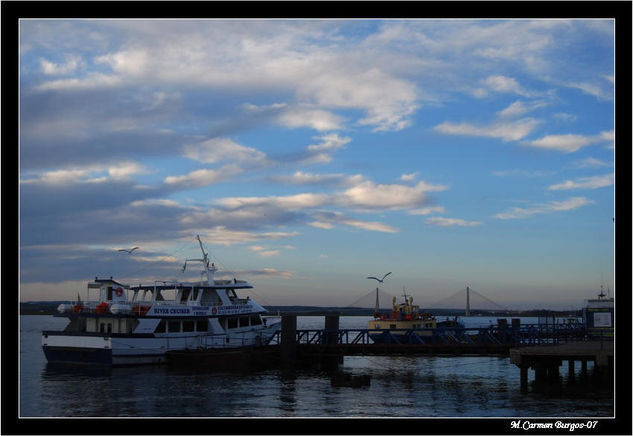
[19,19,615,310]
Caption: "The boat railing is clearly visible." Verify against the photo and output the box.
[199,332,261,348]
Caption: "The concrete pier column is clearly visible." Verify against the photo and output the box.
[548,363,560,380]
[581,359,588,377]
[281,315,297,366]
[497,319,508,342]
[324,315,340,345]
[520,365,529,394]
[534,364,547,391]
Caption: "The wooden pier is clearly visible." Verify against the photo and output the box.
[167,314,612,395]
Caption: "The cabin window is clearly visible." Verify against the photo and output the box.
[155,320,166,333]
[107,324,112,333]
[227,318,238,329]
[389,324,396,329]
[180,288,191,302]
[168,320,180,332]
[100,323,106,333]
[196,320,208,331]
[250,315,262,326]
[239,316,249,327]
[183,321,195,332]
[228,289,237,300]
[192,288,199,301]
[107,287,113,300]
[374,324,380,329]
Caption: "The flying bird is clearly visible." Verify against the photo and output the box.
[118,247,139,254]
[366,272,392,283]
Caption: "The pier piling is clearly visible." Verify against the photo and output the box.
[281,315,297,366]
[520,365,528,394]
[510,341,613,394]
[324,315,340,345]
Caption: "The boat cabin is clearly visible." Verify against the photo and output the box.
[583,289,614,339]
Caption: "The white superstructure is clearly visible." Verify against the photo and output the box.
[42,236,281,366]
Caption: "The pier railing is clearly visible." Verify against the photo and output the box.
[264,323,588,347]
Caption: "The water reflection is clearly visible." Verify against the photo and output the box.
[22,315,614,418]
[278,371,297,414]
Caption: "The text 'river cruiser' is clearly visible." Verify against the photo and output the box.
[42,236,281,366]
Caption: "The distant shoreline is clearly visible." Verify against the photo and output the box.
[20,301,581,318]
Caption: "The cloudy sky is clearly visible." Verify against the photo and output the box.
[19,19,615,309]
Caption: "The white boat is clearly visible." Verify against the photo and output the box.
[42,236,281,366]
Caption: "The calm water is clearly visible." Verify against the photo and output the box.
[20,315,613,418]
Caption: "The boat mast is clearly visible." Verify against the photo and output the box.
[183,235,217,285]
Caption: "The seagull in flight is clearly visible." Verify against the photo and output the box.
[366,272,392,283]
[118,247,139,254]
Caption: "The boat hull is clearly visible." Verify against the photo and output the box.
[41,324,281,366]
[369,330,433,344]
[43,346,113,365]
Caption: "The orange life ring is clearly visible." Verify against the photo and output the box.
[115,287,124,297]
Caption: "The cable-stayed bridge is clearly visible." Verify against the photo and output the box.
[346,286,510,314]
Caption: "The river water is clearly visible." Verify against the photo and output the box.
[19,315,613,418]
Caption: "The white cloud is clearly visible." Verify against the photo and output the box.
[425,217,482,227]
[39,55,82,75]
[192,227,300,246]
[271,171,348,186]
[298,67,419,132]
[547,174,613,191]
[21,161,148,185]
[243,102,344,131]
[249,244,293,257]
[477,75,537,98]
[183,138,267,166]
[524,130,613,153]
[400,172,419,182]
[497,100,548,118]
[277,106,344,131]
[434,118,540,142]
[308,221,335,230]
[409,206,446,215]
[495,197,594,219]
[216,175,446,216]
[36,73,123,91]
[301,133,352,164]
[163,165,244,188]
[217,192,331,211]
[552,112,577,123]
[339,180,447,211]
[37,23,420,132]
[310,211,398,233]
[571,157,612,168]
[342,218,399,233]
[562,80,612,100]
